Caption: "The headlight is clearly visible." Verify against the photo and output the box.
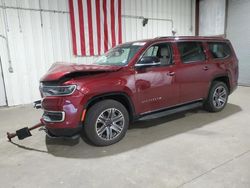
[40,84,76,97]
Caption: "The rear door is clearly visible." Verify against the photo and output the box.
[207,41,238,89]
[175,41,211,103]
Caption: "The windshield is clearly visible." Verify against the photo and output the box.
[94,43,144,66]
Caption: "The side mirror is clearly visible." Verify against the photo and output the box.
[135,56,161,68]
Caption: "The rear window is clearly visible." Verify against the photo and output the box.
[208,42,231,59]
[177,42,205,63]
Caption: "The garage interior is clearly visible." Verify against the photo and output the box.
[0,0,250,187]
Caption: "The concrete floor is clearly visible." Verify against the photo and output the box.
[0,86,250,188]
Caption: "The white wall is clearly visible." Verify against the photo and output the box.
[0,57,6,106]
[199,0,226,36]
[0,0,195,106]
[226,0,250,85]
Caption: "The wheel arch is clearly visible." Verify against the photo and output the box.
[206,74,231,100]
[84,92,136,122]
[212,75,230,92]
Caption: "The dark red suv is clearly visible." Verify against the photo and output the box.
[39,36,238,146]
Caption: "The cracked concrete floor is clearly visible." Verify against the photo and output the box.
[0,86,250,188]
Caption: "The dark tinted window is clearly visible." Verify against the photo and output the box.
[178,42,205,63]
[208,42,231,59]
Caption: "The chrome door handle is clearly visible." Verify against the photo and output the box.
[203,66,209,71]
[167,72,175,76]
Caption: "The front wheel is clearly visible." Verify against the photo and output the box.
[84,99,129,146]
[204,81,229,112]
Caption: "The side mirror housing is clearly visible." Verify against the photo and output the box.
[135,56,161,68]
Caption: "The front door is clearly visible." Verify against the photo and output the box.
[135,43,179,114]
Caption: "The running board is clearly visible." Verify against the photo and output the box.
[138,102,203,121]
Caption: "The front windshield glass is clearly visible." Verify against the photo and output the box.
[94,43,145,66]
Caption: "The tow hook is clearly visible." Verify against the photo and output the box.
[6,100,44,141]
[7,122,44,142]
[39,127,47,132]
[33,100,42,109]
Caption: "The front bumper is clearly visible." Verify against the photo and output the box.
[38,89,86,136]
[44,126,82,138]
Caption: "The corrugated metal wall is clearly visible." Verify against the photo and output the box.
[199,0,226,36]
[0,57,6,106]
[0,0,195,106]
[227,0,250,85]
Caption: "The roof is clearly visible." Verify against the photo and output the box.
[118,36,229,47]
[154,35,226,40]
[140,35,227,43]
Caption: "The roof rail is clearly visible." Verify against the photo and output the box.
[154,35,226,40]
[154,36,175,39]
[207,34,226,38]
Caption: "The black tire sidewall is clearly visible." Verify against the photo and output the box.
[84,99,129,146]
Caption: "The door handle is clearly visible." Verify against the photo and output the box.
[203,66,209,71]
[167,72,175,76]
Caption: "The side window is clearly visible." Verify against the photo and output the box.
[142,43,172,65]
[208,42,231,59]
[178,42,205,63]
[144,46,159,56]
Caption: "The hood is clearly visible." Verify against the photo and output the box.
[40,62,122,82]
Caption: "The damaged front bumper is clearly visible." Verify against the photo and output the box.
[39,126,81,139]
[34,93,85,138]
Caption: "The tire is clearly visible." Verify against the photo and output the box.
[204,81,229,112]
[84,99,129,146]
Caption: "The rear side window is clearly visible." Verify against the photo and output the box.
[208,42,231,59]
[178,42,205,63]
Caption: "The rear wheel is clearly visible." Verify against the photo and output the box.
[204,81,229,112]
[84,99,129,146]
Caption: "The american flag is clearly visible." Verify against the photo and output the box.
[68,0,122,56]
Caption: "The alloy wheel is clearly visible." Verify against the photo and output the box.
[95,108,125,140]
[212,86,227,109]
